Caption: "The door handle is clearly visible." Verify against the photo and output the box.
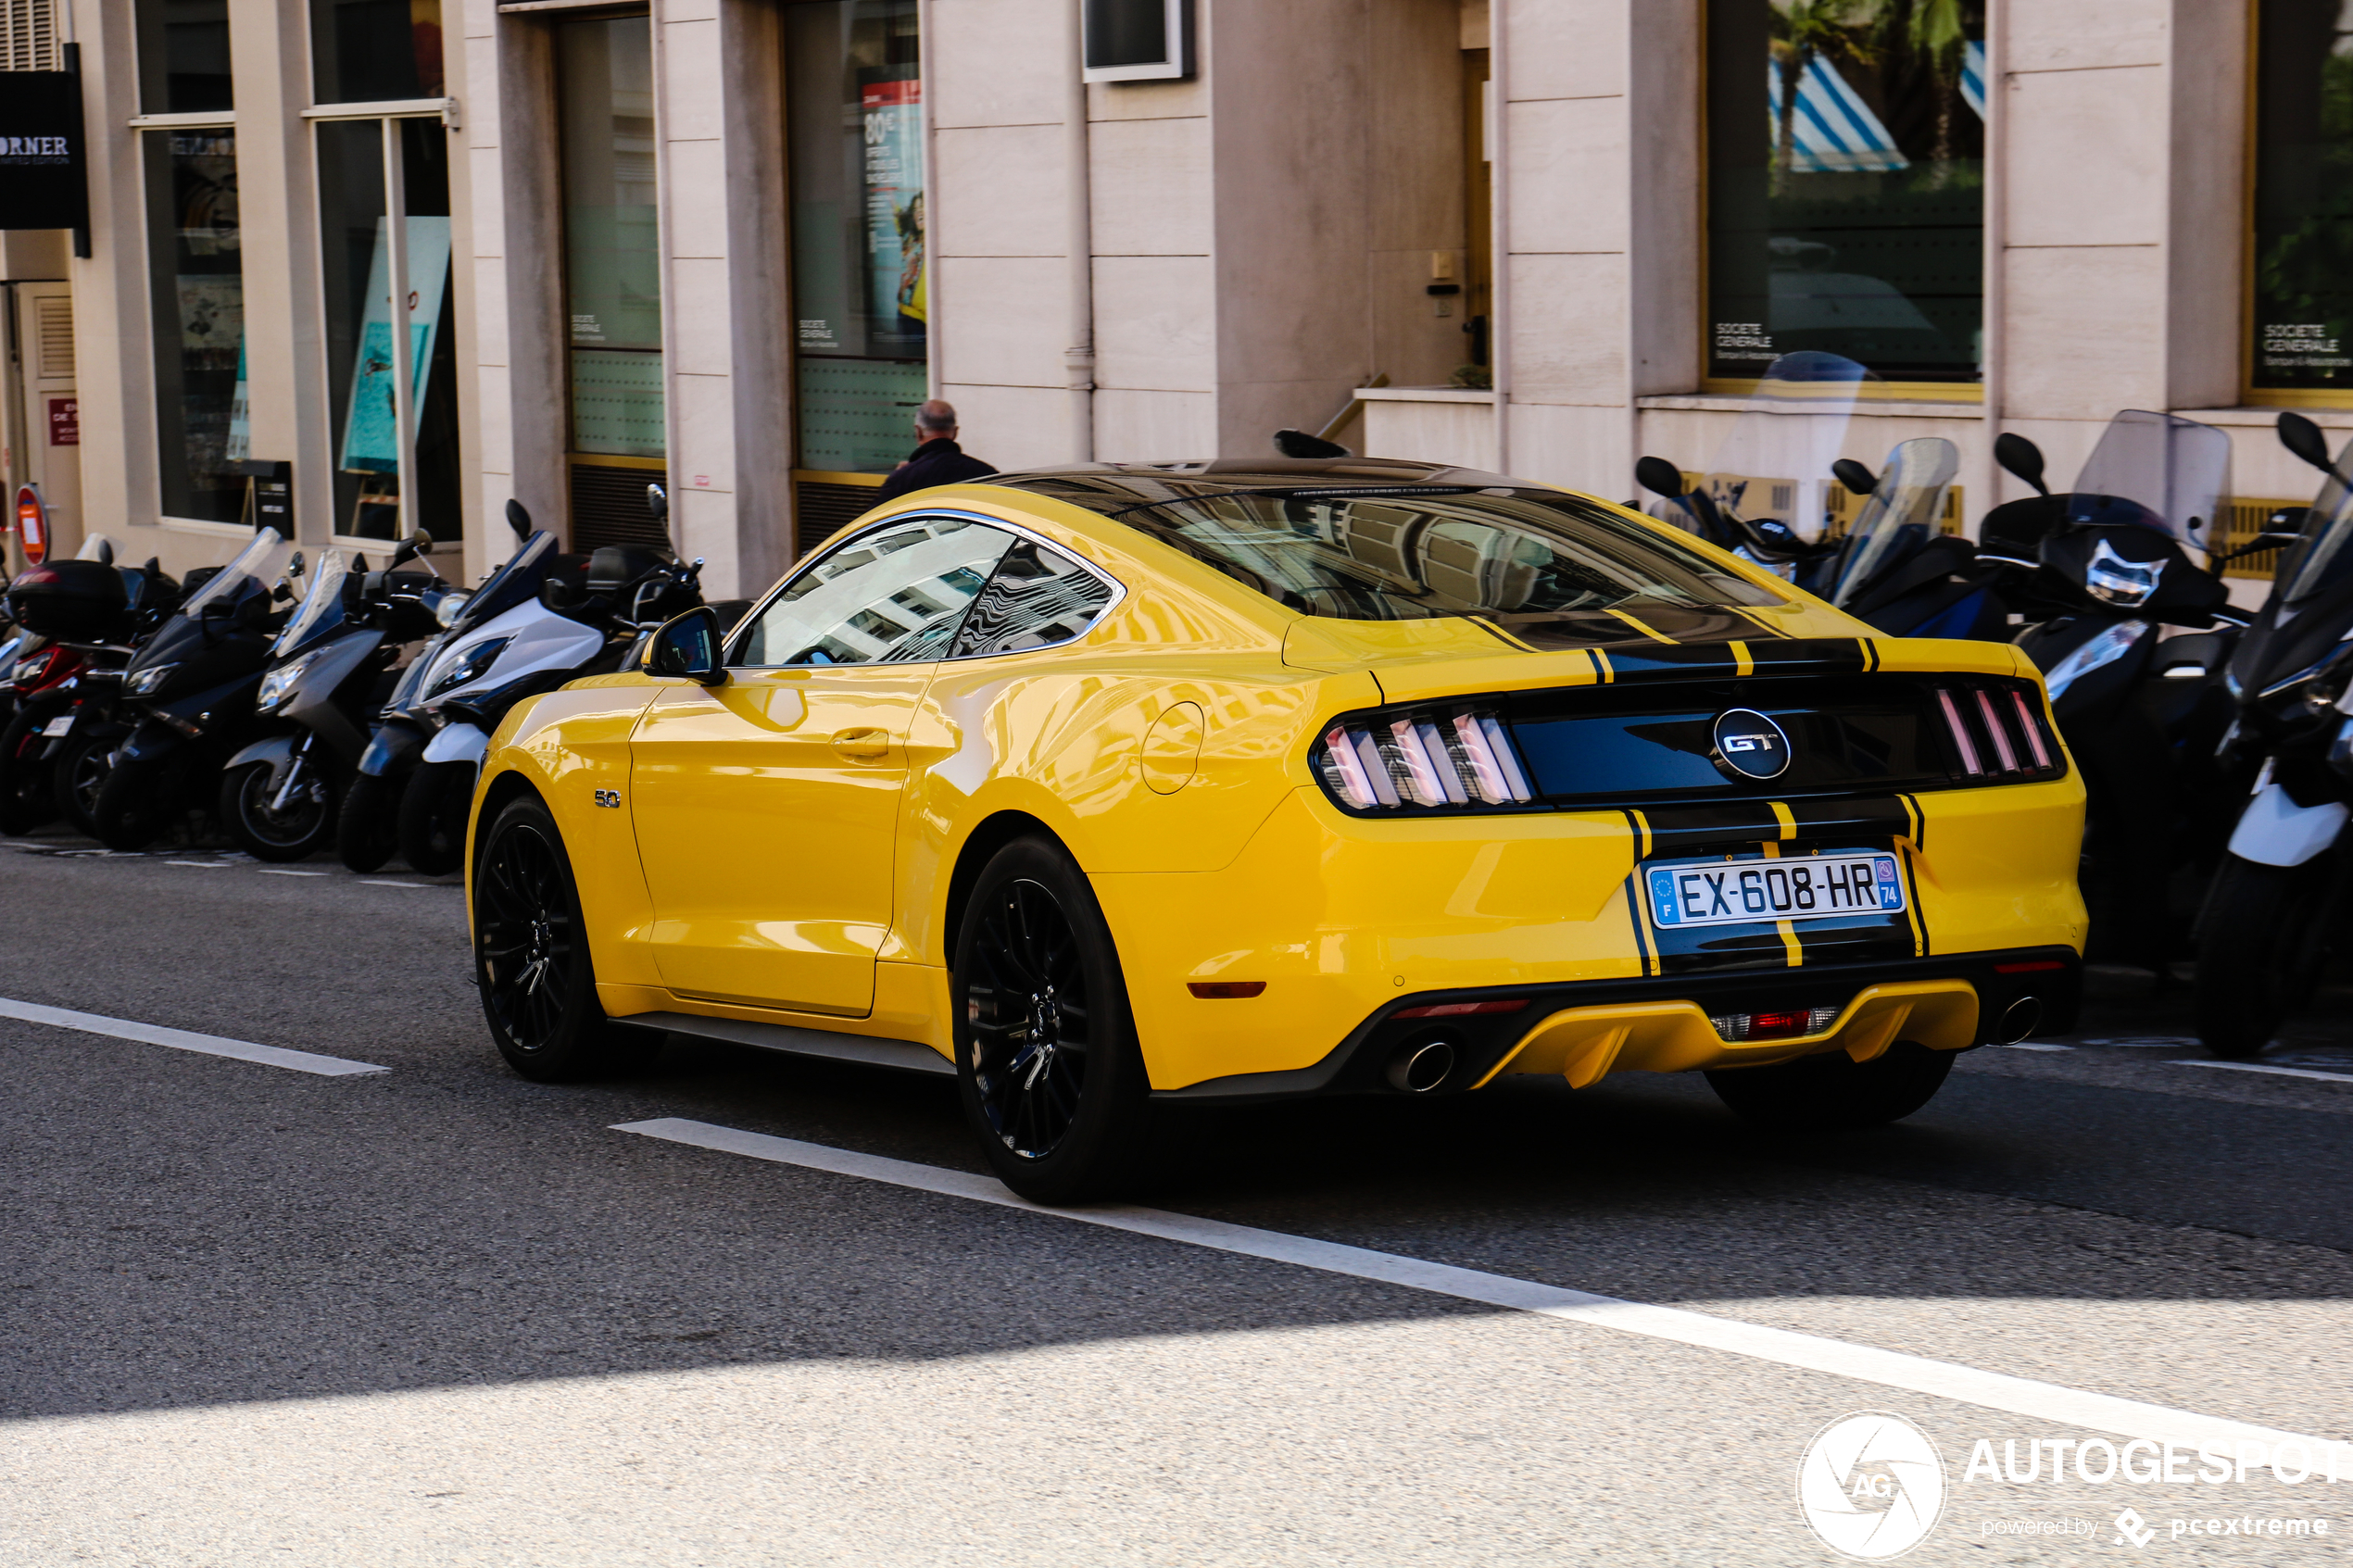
[829,727,891,760]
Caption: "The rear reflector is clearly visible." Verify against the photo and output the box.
[1708,1005,1840,1042]
[1187,982,1266,998]
[1993,960,2065,973]
[1393,998,1530,1019]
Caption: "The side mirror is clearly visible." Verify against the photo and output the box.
[1274,429,1351,459]
[287,550,306,578]
[387,529,429,571]
[1831,458,1878,496]
[1634,456,1688,500]
[2279,411,2334,473]
[1994,433,2050,496]
[505,498,533,540]
[643,605,726,686]
[94,538,115,567]
[647,483,668,522]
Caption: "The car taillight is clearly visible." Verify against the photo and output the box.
[1710,1006,1839,1042]
[1933,683,2061,783]
[1314,707,1535,812]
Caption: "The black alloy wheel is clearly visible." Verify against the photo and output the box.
[2194,851,2344,1060]
[0,710,57,835]
[51,733,115,837]
[397,759,475,876]
[953,835,1150,1203]
[219,755,341,861]
[472,794,656,1080]
[335,770,401,872]
[1704,1040,1957,1133]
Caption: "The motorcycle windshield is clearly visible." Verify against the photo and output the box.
[273,547,353,657]
[1700,351,1872,546]
[179,529,295,621]
[448,533,558,637]
[1828,437,1960,608]
[2280,448,2353,606]
[2067,410,2231,552]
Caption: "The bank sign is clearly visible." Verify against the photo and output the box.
[0,71,87,233]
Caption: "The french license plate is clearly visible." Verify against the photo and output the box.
[41,715,73,738]
[1646,853,1904,929]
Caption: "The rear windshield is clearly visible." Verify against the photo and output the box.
[1107,488,1779,645]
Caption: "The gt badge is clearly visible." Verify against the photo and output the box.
[593,788,622,809]
[1710,708,1792,781]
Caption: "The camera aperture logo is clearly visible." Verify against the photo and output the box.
[1797,1411,1947,1560]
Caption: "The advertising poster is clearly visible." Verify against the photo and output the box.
[861,76,925,354]
[338,216,452,474]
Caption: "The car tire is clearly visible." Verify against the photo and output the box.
[219,755,341,862]
[2195,852,2340,1060]
[951,834,1152,1204]
[0,709,57,835]
[397,759,475,875]
[1703,1041,1956,1133]
[336,770,402,872]
[472,794,658,1081]
[51,732,114,838]
[90,754,176,851]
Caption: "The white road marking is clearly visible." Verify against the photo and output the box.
[1999,1042,2073,1053]
[359,880,434,888]
[0,997,390,1077]
[2171,1059,2353,1085]
[165,860,231,869]
[257,869,328,877]
[2081,1036,2200,1048]
[612,1118,2346,1458]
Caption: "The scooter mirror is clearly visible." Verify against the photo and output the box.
[1831,458,1878,496]
[288,550,305,578]
[504,498,533,540]
[647,483,668,522]
[1274,429,1351,459]
[1634,456,1688,499]
[1994,433,2050,496]
[2278,411,2334,474]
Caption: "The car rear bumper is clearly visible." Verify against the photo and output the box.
[1150,946,2079,1104]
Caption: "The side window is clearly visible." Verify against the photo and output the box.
[950,539,1119,659]
[738,517,1016,667]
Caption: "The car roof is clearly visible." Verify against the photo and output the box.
[980,459,1531,515]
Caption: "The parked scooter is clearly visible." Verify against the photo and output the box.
[86,530,297,850]
[215,531,451,860]
[1987,411,2246,969]
[2192,412,2353,1055]
[393,488,707,874]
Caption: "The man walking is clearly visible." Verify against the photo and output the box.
[873,399,997,503]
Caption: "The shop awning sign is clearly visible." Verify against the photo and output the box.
[0,70,88,232]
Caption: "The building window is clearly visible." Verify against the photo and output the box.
[1705,0,1986,389]
[143,128,245,522]
[786,0,927,474]
[135,0,233,115]
[309,0,445,105]
[2251,1,2353,399]
[559,15,663,462]
[317,117,462,540]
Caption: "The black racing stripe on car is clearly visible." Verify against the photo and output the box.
[1624,873,1661,976]
[1784,797,1913,843]
[1899,844,1930,957]
[1861,638,1882,673]
[1741,637,1871,676]
[1638,803,1787,856]
[1730,605,1795,639]
[1622,607,1783,646]
[1589,647,1615,684]
[1788,919,1919,969]
[1648,924,1803,975]
[1897,791,1927,850]
[1623,808,1655,860]
[1590,643,1745,682]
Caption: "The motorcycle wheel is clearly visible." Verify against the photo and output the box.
[336,771,402,873]
[219,757,341,862]
[0,709,58,835]
[90,754,178,851]
[2195,852,2343,1060]
[396,759,476,876]
[50,733,115,838]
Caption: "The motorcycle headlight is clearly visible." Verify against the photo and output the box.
[424,635,510,700]
[254,651,319,714]
[125,661,179,697]
[2043,622,2149,701]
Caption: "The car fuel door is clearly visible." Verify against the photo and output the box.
[629,668,929,1014]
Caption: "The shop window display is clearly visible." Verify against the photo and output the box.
[310,0,445,105]
[143,129,245,523]
[1705,0,1985,387]
[559,16,664,460]
[2252,0,2353,398]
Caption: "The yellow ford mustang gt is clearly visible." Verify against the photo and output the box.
[466,459,2084,1200]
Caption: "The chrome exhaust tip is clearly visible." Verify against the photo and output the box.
[1999,997,2043,1044]
[1385,1038,1457,1094]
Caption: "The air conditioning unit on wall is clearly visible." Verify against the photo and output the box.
[1083,0,1194,83]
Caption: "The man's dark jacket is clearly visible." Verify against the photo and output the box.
[873,438,998,504]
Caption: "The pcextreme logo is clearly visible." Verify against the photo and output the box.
[1796,1411,1947,1561]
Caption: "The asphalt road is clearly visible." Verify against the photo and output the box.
[2,827,2350,1565]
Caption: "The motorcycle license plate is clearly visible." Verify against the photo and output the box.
[41,715,73,738]
[1645,853,1904,930]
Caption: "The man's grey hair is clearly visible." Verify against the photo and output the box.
[915,399,958,433]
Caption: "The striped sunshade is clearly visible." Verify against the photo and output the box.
[1765,56,1906,173]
